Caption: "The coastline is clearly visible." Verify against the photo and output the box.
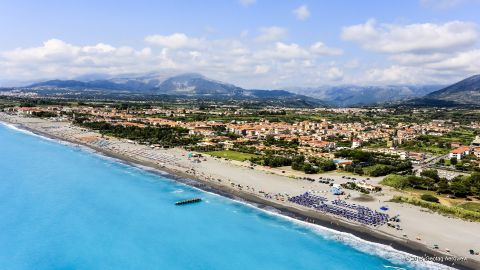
[1,117,479,270]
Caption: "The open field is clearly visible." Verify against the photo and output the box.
[458,202,480,213]
[206,150,259,161]
[390,195,480,222]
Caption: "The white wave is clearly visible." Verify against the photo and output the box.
[384,266,407,270]
[214,197,451,270]
[267,212,451,270]
[0,121,56,142]
[0,121,174,178]
[172,189,184,194]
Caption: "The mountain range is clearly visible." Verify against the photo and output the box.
[14,73,480,107]
[401,75,480,107]
[25,73,324,106]
[286,85,443,106]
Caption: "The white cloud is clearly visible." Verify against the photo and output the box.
[254,65,270,74]
[342,19,479,54]
[3,28,476,87]
[145,33,203,49]
[255,26,288,42]
[239,0,256,7]
[1,39,157,81]
[254,42,310,61]
[365,66,416,84]
[293,5,310,21]
[342,19,480,84]
[327,67,343,80]
[362,61,480,85]
[425,49,480,71]
[0,36,349,88]
[273,42,308,58]
[310,42,343,55]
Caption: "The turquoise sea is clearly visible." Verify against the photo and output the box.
[0,123,444,270]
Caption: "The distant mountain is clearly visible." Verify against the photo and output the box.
[24,73,323,105]
[287,85,442,106]
[154,73,244,96]
[425,75,480,104]
[401,75,480,107]
[28,79,154,92]
[152,73,306,99]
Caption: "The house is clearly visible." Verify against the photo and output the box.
[219,141,235,150]
[449,146,470,160]
[188,126,215,136]
[472,136,480,147]
[308,140,336,150]
[351,139,362,148]
[356,182,382,192]
[16,107,42,115]
[451,142,464,148]
[473,147,480,158]
[336,160,353,168]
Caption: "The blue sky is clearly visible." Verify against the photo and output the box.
[1,0,480,88]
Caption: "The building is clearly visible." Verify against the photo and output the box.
[449,146,470,160]
[473,147,480,158]
[351,139,362,149]
[356,182,382,192]
[472,136,480,147]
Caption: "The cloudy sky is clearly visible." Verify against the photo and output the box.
[1,0,480,88]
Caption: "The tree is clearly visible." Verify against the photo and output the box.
[450,157,458,165]
[303,163,319,174]
[316,159,336,171]
[291,155,306,171]
[420,169,440,182]
[421,194,439,203]
[436,179,450,194]
[450,177,470,197]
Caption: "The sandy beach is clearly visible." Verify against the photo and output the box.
[1,112,480,270]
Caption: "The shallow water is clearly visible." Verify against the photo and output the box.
[0,123,444,269]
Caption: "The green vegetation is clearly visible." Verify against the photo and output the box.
[340,182,380,194]
[206,150,259,162]
[291,155,336,174]
[457,202,480,213]
[380,174,411,189]
[420,194,439,203]
[31,111,57,118]
[362,164,397,177]
[401,129,476,154]
[390,196,480,222]
[264,135,299,149]
[381,172,480,197]
[380,174,435,190]
[250,155,292,167]
[77,121,200,146]
[436,155,480,172]
[420,169,440,181]
[335,149,412,176]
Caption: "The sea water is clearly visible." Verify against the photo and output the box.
[0,123,446,270]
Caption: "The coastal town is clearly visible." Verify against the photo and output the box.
[7,103,480,172]
[1,99,480,268]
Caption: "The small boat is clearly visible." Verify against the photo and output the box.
[175,198,202,205]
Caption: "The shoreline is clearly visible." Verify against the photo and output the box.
[1,117,479,270]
